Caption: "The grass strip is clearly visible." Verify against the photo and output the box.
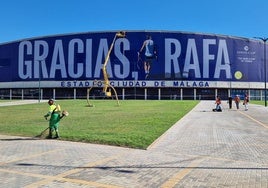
[0,100,198,149]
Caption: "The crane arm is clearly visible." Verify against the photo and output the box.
[102,32,126,95]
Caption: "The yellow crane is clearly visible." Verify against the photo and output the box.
[87,31,126,107]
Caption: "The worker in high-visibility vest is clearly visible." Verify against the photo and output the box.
[44,99,61,139]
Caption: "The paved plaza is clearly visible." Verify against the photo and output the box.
[0,100,268,188]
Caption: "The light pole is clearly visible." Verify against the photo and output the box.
[228,63,232,97]
[38,63,41,103]
[254,37,268,107]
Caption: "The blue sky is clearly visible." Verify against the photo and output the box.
[0,0,267,43]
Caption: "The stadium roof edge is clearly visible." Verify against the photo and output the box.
[0,30,258,45]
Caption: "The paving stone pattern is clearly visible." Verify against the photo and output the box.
[0,100,267,187]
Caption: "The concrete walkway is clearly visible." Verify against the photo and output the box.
[0,100,46,106]
[0,100,268,187]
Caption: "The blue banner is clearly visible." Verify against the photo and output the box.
[0,31,265,83]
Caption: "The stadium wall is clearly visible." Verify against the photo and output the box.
[0,30,267,100]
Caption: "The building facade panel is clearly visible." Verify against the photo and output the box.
[0,31,267,100]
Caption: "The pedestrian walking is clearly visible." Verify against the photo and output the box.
[243,93,249,111]
[234,95,240,109]
[228,96,232,109]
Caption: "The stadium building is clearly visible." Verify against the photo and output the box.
[0,30,267,101]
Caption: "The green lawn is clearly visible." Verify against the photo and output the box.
[0,100,199,149]
[250,100,267,106]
